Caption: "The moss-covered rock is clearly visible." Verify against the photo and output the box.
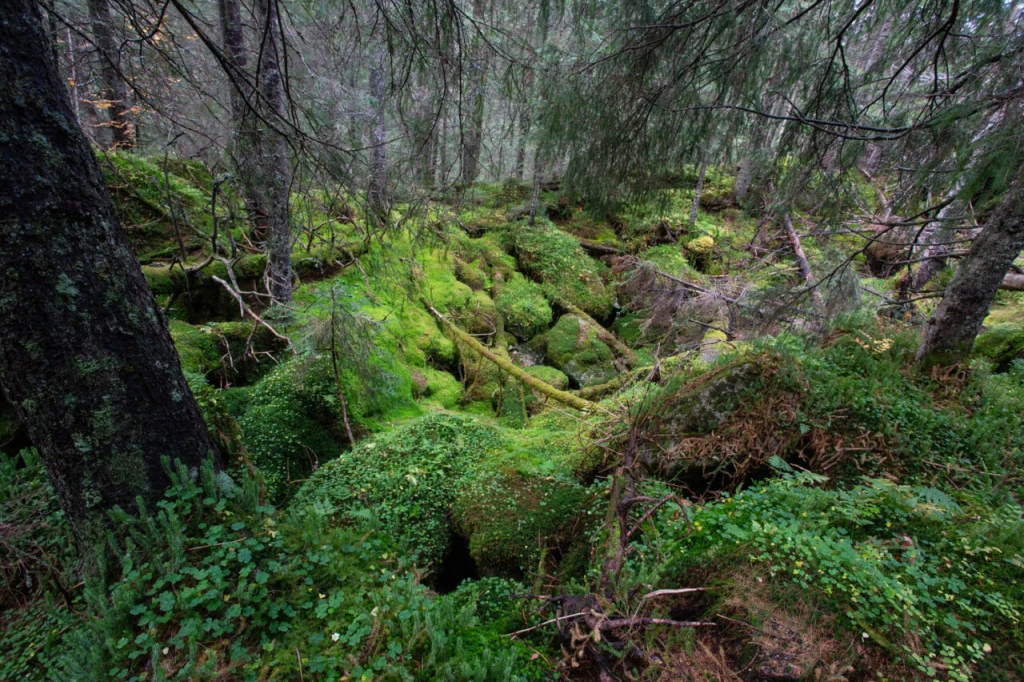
[543,314,617,387]
[454,257,487,291]
[291,413,503,564]
[975,324,1024,371]
[170,319,286,386]
[525,365,569,390]
[455,467,593,574]
[501,220,614,319]
[494,274,553,340]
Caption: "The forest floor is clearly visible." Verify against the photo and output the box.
[2,155,1024,681]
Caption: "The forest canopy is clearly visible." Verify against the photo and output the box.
[1,0,1023,680]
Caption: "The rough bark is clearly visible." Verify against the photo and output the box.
[514,69,534,181]
[217,0,266,230]
[917,175,1024,366]
[86,0,133,148]
[0,0,214,548]
[255,0,292,304]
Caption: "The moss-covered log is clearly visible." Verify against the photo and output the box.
[142,242,367,295]
[0,1,214,550]
[420,296,597,412]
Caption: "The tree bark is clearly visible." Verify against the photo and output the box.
[460,0,488,186]
[784,214,826,312]
[0,0,214,549]
[255,0,292,304]
[87,0,133,148]
[916,175,1024,366]
[514,69,534,181]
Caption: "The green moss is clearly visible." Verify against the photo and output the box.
[494,274,553,340]
[543,314,616,387]
[974,324,1024,371]
[292,413,503,564]
[499,219,614,319]
[420,367,463,409]
[454,257,487,291]
[169,320,221,376]
[455,467,594,573]
[524,365,569,390]
[638,244,698,276]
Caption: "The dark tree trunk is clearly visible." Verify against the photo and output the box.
[917,175,1024,366]
[217,0,267,230]
[86,0,133,148]
[255,0,292,304]
[0,0,214,549]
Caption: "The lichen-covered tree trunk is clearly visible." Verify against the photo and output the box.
[255,0,293,304]
[916,174,1024,366]
[0,0,214,548]
[87,0,133,148]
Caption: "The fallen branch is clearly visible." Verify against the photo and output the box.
[643,588,707,600]
[421,296,597,412]
[783,215,826,312]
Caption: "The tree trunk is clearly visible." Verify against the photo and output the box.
[784,214,825,312]
[255,0,292,304]
[87,0,133,148]
[460,0,488,186]
[916,174,1024,366]
[218,0,267,231]
[514,69,534,181]
[367,43,388,223]
[0,0,214,550]
[688,156,708,230]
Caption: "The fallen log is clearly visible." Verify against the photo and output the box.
[1001,272,1024,291]
[420,295,597,412]
[143,242,367,295]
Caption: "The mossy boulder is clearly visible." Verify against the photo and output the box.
[494,274,553,340]
[543,314,617,387]
[502,220,614,319]
[975,324,1024,371]
[292,413,503,564]
[455,467,594,574]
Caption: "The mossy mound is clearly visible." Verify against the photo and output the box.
[500,220,614,319]
[494,274,553,340]
[291,413,503,564]
[99,151,215,261]
[632,325,1024,491]
[974,323,1024,371]
[455,467,594,574]
[170,319,287,386]
[542,314,617,387]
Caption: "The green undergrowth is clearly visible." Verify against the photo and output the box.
[52,459,547,682]
[634,464,1024,680]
